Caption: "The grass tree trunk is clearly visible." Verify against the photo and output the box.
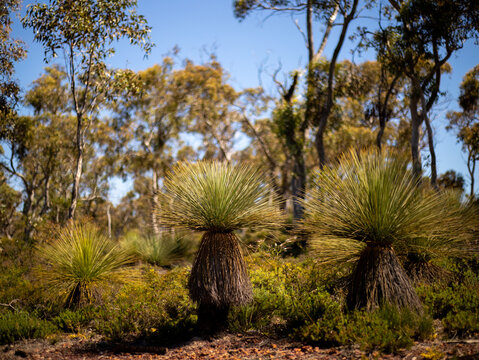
[188,231,253,333]
[347,245,422,313]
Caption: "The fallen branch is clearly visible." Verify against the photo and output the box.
[0,299,19,311]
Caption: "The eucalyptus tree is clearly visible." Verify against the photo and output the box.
[110,59,184,234]
[0,0,26,125]
[23,0,153,220]
[358,60,407,150]
[447,65,479,199]
[377,0,479,184]
[234,0,361,220]
[172,58,241,162]
[0,66,74,240]
[238,87,293,211]
[0,170,20,239]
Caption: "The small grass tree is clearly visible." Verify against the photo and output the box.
[302,148,473,312]
[157,161,284,332]
[37,222,133,308]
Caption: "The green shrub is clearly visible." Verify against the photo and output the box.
[94,266,196,341]
[346,305,433,353]
[0,241,48,311]
[52,307,98,333]
[417,270,479,337]
[0,311,57,345]
[230,255,346,346]
[229,259,291,331]
[287,290,346,346]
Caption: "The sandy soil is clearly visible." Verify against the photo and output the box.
[2,332,479,360]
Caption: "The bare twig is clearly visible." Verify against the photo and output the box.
[0,299,19,312]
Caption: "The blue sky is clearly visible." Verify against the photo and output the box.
[12,0,479,202]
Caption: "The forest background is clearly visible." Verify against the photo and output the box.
[1,0,479,241]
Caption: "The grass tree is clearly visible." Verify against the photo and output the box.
[120,230,194,267]
[157,161,284,332]
[399,190,478,285]
[37,222,133,307]
[302,148,474,312]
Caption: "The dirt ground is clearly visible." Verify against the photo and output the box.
[2,332,479,360]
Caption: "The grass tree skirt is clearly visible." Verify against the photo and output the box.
[188,231,253,332]
[405,258,450,286]
[347,245,423,313]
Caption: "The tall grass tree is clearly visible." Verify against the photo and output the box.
[156,161,284,332]
[302,148,475,312]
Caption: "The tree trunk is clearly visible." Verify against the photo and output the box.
[424,115,437,188]
[315,116,328,168]
[107,203,112,239]
[291,153,306,220]
[314,0,358,168]
[22,186,34,242]
[188,232,252,333]
[409,89,422,181]
[467,150,476,199]
[197,303,230,334]
[376,116,386,151]
[151,169,160,235]
[40,174,51,215]
[68,114,84,220]
[347,245,422,313]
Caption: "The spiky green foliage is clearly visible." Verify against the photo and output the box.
[157,161,284,233]
[302,148,476,310]
[120,230,194,267]
[37,222,133,307]
[303,149,475,265]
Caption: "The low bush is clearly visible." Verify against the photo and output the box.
[52,307,98,333]
[346,305,433,353]
[231,253,435,352]
[0,311,57,345]
[94,266,196,342]
[417,269,479,337]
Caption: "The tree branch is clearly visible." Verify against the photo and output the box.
[313,3,339,62]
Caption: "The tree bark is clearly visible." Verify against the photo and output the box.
[467,150,476,199]
[424,114,437,188]
[291,153,306,220]
[68,113,84,221]
[151,169,160,235]
[22,186,35,242]
[314,0,358,169]
[107,203,112,239]
[409,80,423,181]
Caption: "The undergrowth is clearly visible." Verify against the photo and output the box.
[0,237,478,354]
